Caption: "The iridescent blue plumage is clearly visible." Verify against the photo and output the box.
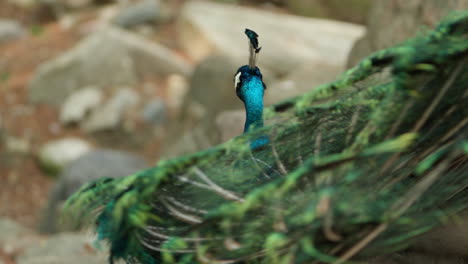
[235,65,265,132]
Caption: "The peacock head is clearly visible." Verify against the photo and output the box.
[234,28,266,103]
[234,65,266,103]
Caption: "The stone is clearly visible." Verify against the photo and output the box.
[59,86,102,124]
[177,1,364,77]
[16,233,108,264]
[215,110,244,143]
[347,0,468,66]
[160,55,241,157]
[113,0,171,28]
[0,218,39,259]
[162,122,218,158]
[38,137,92,175]
[28,28,136,105]
[29,26,191,105]
[286,0,371,24]
[0,20,26,44]
[120,27,191,78]
[0,218,32,243]
[141,98,167,125]
[39,149,147,233]
[166,74,189,111]
[265,61,343,104]
[186,55,243,115]
[82,88,139,133]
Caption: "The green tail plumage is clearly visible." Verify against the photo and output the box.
[64,11,468,264]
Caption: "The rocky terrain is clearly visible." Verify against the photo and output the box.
[0,0,466,263]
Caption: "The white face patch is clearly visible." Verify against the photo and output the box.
[234,72,242,90]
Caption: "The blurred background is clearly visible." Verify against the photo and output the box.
[0,0,466,263]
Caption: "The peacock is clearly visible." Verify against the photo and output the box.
[64,11,468,264]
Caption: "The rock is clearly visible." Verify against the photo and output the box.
[166,74,189,111]
[141,98,167,125]
[186,55,243,115]
[0,218,40,259]
[265,61,343,104]
[39,149,147,234]
[121,27,191,78]
[16,233,108,264]
[286,0,371,24]
[347,0,468,66]
[82,88,139,132]
[29,26,191,105]
[215,110,244,143]
[38,138,92,175]
[0,218,32,243]
[113,0,171,28]
[178,1,364,77]
[0,19,26,44]
[162,122,218,158]
[28,28,136,105]
[160,55,241,157]
[59,87,102,124]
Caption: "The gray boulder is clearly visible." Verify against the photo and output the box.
[39,149,148,234]
[0,19,26,44]
[265,61,343,104]
[0,218,34,243]
[347,0,468,66]
[160,55,242,157]
[285,0,371,24]
[186,55,243,115]
[113,0,171,28]
[38,137,93,175]
[29,26,191,105]
[59,86,103,125]
[141,98,167,126]
[0,218,40,262]
[166,74,189,111]
[178,1,364,77]
[215,110,244,143]
[82,88,140,133]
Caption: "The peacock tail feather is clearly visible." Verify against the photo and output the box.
[64,11,468,264]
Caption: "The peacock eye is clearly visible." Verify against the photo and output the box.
[234,72,242,90]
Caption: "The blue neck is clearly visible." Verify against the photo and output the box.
[241,79,264,133]
[244,99,264,132]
